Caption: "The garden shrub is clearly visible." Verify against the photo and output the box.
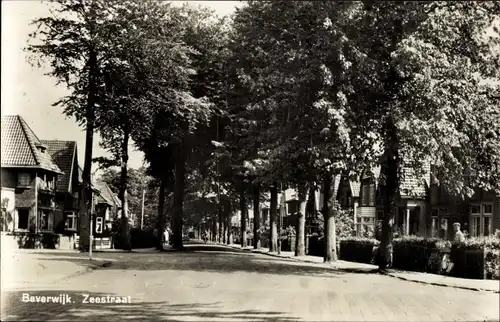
[392,236,450,272]
[463,236,500,280]
[389,235,499,279]
[129,228,155,249]
[339,237,379,264]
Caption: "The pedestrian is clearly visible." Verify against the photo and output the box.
[447,222,466,276]
[164,229,169,245]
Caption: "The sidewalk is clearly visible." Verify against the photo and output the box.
[224,243,499,293]
[1,251,114,290]
[226,244,378,273]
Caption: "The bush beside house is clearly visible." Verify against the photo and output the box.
[392,236,450,273]
[391,234,499,280]
[339,237,380,264]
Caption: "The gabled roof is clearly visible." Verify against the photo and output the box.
[1,115,62,173]
[350,181,361,198]
[95,180,117,206]
[41,140,77,193]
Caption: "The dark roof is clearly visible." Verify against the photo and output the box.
[1,115,62,173]
[41,140,77,193]
[95,180,116,206]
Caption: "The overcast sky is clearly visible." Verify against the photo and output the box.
[1,1,241,174]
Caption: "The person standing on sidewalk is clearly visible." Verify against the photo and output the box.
[448,222,466,276]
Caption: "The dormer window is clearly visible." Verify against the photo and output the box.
[36,143,47,153]
[361,179,375,207]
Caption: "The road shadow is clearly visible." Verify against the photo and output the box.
[1,290,301,321]
[37,248,347,278]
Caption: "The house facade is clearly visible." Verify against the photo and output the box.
[42,140,81,236]
[1,116,63,235]
[1,115,112,250]
[331,163,500,239]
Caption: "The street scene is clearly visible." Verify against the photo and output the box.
[1,1,500,321]
[2,242,499,321]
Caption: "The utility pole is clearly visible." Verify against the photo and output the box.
[140,162,146,230]
[141,189,145,230]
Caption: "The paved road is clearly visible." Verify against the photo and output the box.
[2,244,498,321]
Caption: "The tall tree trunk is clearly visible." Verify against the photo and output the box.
[252,184,261,249]
[269,184,278,252]
[79,45,97,252]
[218,203,223,243]
[222,204,227,244]
[172,141,186,250]
[227,203,232,244]
[323,174,337,262]
[156,173,167,250]
[119,127,131,250]
[278,186,286,254]
[214,217,218,242]
[379,118,400,270]
[295,183,307,256]
[240,178,247,248]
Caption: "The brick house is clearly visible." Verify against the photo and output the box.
[41,140,81,236]
[1,115,63,234]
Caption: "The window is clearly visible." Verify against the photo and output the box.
[38,210,53,231]
[361,182,375,207]
[17,209,29,230]
[18,173,31,187]
[66,212,77,230]
[288,202,298,215]
[431,216,438,238]
[470,203,493,237]
[440,218,448,239]
[357,216,375,237]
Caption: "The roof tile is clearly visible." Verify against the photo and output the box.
[41,140,77,193]
[1,115,61,173]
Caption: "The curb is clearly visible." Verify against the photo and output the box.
[380,271,499,293]
[227,244,498,291]
[228,245,379,274]
[59,259,113,282]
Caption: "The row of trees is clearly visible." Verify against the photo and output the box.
[213,1,500,268]
[29,1,499,269]
[28,0,230,250]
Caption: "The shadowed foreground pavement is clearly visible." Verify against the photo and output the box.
[2,243,498,321]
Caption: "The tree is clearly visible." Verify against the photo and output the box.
[230,1,359,259]
[330,1,500,270]
[27,0,118,251]
[98,167,153,229]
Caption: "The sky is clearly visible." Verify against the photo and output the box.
[1,0,241,174]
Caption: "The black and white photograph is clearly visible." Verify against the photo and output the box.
[1,1,499,321]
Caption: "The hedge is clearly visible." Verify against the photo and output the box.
[308,236,324,257]
[339,237,380,264]
[392,236,450,273]
[391,235,500,280]
[114,228,155,249]
[10,232,60,249]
